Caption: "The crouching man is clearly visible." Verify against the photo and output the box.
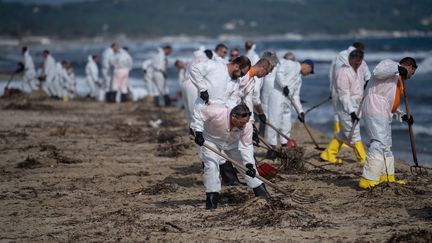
[191,102,270,209]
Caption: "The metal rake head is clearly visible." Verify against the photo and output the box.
[410,165,431,176]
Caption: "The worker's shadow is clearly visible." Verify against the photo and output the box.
[152,199,203,208]
[169,163,202,176]
[407,206,432,221]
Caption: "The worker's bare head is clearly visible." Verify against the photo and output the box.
[230,103,251,130]
[92,55,98,62]
[244,41,254,51]
[348,50,364,72]
[254,58,272,78]
[399,57,417,79]
[229,48,240,62]
[352,42,365,52]
[111,42,118,51]
[230,56,251,79]
[283,52,296,61]
[174,60,185,69]
[261,51,279,72]
[215,43,228,58]
[163,45,172,56]
[42,50,50,58]
[22,46,28,54]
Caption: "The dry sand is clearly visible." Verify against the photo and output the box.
[0,90,431,242]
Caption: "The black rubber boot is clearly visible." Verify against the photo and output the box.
[153,96,160,107]
[205,192,219,209]
[253,183,270,198]
[220,161,241,186]
[105,91,116,103]
[265,147,278,160]
[120,93,128,102]
[163,94,172,107]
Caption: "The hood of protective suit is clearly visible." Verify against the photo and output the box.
[372,59,398,80]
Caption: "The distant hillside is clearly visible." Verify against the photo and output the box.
[0,0,431,38]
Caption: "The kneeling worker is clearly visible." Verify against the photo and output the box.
[191,102,270,209]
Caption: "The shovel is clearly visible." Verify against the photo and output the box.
[264,121,298,148]
[304,95,332,115]
[286,95,324,150]
[401,79,432,175]
[201,142,316,203]
[254,136,279,179]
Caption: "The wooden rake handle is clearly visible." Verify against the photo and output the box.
[202,143,291,196]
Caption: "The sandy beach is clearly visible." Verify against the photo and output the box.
[0,90,431,242]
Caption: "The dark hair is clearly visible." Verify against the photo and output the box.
[349,49,364,60]
[244,41,253,50]
[231,56,251,70]
[215,43,228,52]
[22,46,28,52]
[230,103,251,118]
[399,57,417,69]
[163,45,172,50]
[92,55,98,60]
[352,42,365,51]
[256,58,271,70]
[204,49,213,59]
[43,50,50,55]
[261,51,279,66]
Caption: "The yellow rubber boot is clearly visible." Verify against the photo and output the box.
[359,177,380,189]
[379,175,406,185]
[320,138,343,163]
[354,141,367,164]
[333,120,340,134]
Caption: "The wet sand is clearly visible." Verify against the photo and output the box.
[0,91,431,242]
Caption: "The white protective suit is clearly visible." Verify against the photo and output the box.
[142,59,158,96]
[246,44,260,66]
[111,49,133,94]
[212,52,228,64]
[329,46,371,123]
[180,50,209,126]
[101,47,115,91]
[189,59,234,106]
[334,61,369,143]
[42,54,60,97]
[56,63,76,98]
[22,50,36,92]
[151,48,168,96]
[190,103,263,192]
[260,64,278,116]
[267,59,303,146]
[266,59,303,146]
[361,59,405,181]
[85,56,100,98]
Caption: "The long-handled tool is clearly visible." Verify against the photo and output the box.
[286,95,324,150]
[256,136,279,178]
[264,121,298,148]
[202,142,316,203]
[4,62,25,97]
[304,95,332,115]
[346,95,367,146]
[401,79,432,175]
